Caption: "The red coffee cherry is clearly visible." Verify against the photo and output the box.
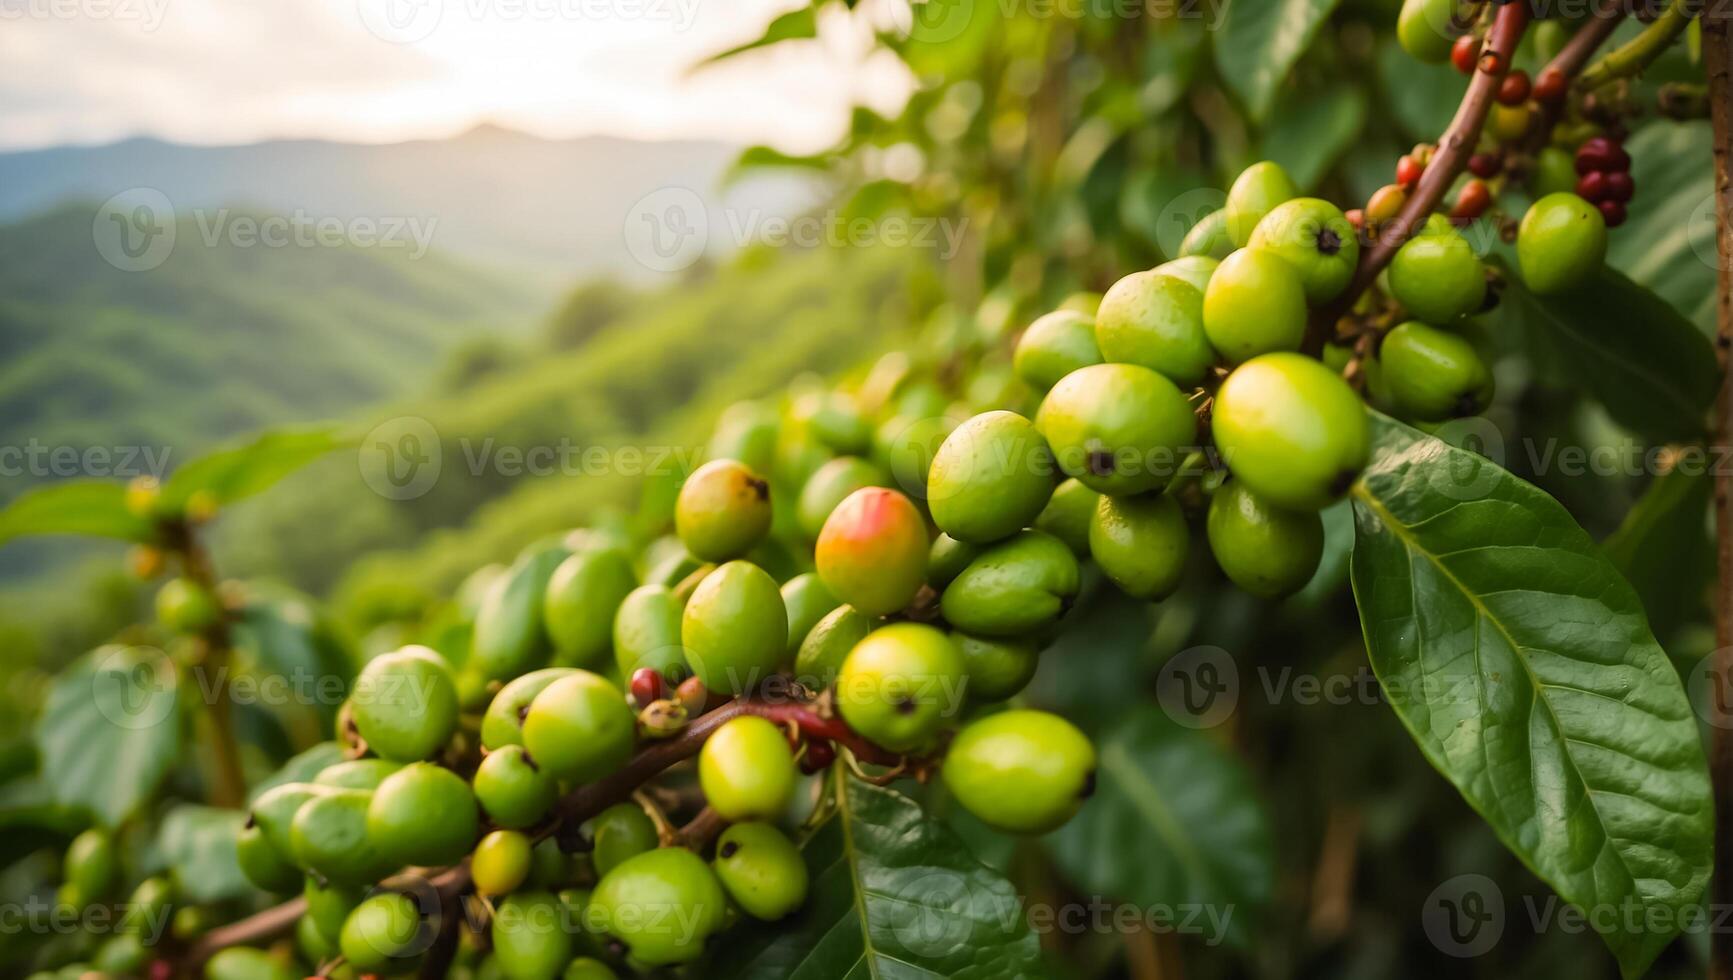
[1576,137,1619,174]
[630,667,666,707]
[1396,155,1423,190]
[1597,200,1627,227]
[1451,34,1479,75]
[799,738,836,774]
[1533,67,1568,104]
[1576,170,1609,202]
[1603,171,1634,203]
[1451,180,1492,221]
[1467,153,1502,179]
[1497,69,1531,106]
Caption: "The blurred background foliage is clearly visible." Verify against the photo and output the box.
[0,0,1721,976]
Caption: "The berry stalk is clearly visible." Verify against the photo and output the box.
[1577,0,1702,91]
[1705,3,1733,976]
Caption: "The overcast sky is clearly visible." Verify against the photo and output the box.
[0,0,910,151]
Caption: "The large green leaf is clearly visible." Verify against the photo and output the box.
[158,805,249,903]
[707,771,1044,979]
[1501,265,1717,444]
[1609,121,1718,334]
[159,425,352,512]
[1258,84,1367,191]
[248,742,345,804]
[35,648,183,827]
[231,592,353,728]
[1044,709,1273,949]
[1602,466,1713,642]
[1349,412,1713,977]
[0,480,156,545]
[1376,38,1461,141]
[1214,0,1344,121]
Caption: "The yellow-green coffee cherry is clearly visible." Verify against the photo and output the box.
[780,572,839,657]
[1033,478,1099,556]
[590,802,660,878]
[681,560,789,693]
[835,623,966,753]
[1211,353,1371,511]
[940,530,1080,636]
[794,604,874,689]
[544,545,637,667]
[675,459,773,562]
[927,411,1056,543]
[473,830,536,897]
[611,586,688,683]
[1224,161,1297,247]
[699,715,796,821]
[712,822,809,921]
[1206,481,1325,598]
[1202,248,1308,363]
[1013,310,1103,390]
[520,671,636,784]
[481,668,576,751]
[943,710,1095,835]
[368,762,479,868]
[796,456,889,539]
[1388,214,1485,322]
[1089,493,1189,601]
[1094,270,1213,386]
[1247,197,1360,303]
[954,632,1040,703]
[349,645,459,762]
[1035,363,1197,496]
[590,848,727,966]
[1379,321,1495,420]
[474,744,557,830]
[1517,192,1608,295]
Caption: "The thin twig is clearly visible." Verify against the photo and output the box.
[1304,3,1532,353]
[1579,0,1701,90]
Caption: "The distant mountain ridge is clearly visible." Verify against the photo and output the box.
[0,125,819,286]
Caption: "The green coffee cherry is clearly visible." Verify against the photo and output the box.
[155,578,220,633]
[1517,192,1608,295]
[1013,310,1103,390]
[943,710,1095,835]
[1089,493,1189,601]
[481,668,576,751]
[1206,481,1326,599]
[940,530,1081,636]
[1154,255,1219,294]
[1388,214,1485,322]
[204,948,298,980]
[313,758,402,790]
[1397,0,1464,63]
[796,456,889,539]
[712,822,808,921]
[296,914,334,965]
[237,824,301,893]
[563,958,619,980]
[794,604,874,688]
[305,878,364,945]
[809,392,874,455]
[1033,478,1099,556]
[121,877,174,936]
[93,934,149,975]
[699,715,797,821]
[474,744,557,830]
[350,645,459,762]
[1202,248,1308,363]
[682,560,788,693]
[473,542,569,680]
[928,411,1056,543]
[781,572,839,657]
[521,671,636,784]
[473,830,535,897]
[1379,320,1495,420]
[1035,363,1197,496]
[289,788,396,886]
[927,533,983,589]
[675,459,773,562]
[1212,353,1371,511]
[1179,208,1233,259]
[590,848,727,966]
[835,623,966,753]
[1531,148,1578,199]
[816,487,929,616]
[1225,161,1297,247]
[339,892,426,973]
[526,834,577,891]
[1093,270,1213,386]
[874,413,959,499]
[1247,197,1359,303]
[368,762,479,868]
[954,632,1040,703]
[708,400,779,475]
[544,546,637,667]
[611,586,689,683]
[590,802,660,878]
[64,829,117,901]
[492,891,573,980]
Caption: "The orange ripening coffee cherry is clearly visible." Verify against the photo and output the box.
[1532,66,1567,104]
[815,487,928,617]
[1451,180,1492,221]
[1451,34,1479,74]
